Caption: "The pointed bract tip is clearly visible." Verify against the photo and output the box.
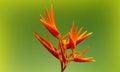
[92,60,96,62]
[93,60,96,62]
[72,21,74,26]
[86,32,93,37]
[33,32,40,38]
[51,4,53,8]
[40,14,42,18]
[89,32,93,35]
[33,32,37,35]
[89,57,96,62]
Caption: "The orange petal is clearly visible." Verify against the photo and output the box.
[66,23,78,49]
[33,32,60,59]
[40,7,61,39]
[69,32,76,49]
[76,27,82,36]
[73,57,95,62]
[70,22,78,38]
[45,9,52,24]
[50,5,55,26]
[40,19,61,39]
[78,48,89,57]
[76,32,92,45]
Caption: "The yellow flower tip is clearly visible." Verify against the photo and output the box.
[88,32,93,35]
[84,32,93,38]
[92,60,96,62]
[50,4,53,8]
[84,30,88,34]
[40,14,42,17]
[40,14,43,18]
[40,19,42,22]
[40,15,45,21]
[89,57,96,62]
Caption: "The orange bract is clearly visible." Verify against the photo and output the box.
[40,5,61,39]
[34,5,95,72]
[33,32,60,59]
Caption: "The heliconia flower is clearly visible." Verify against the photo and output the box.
[40,5,61,39]
[66,22,92,49]
[34,5,95,72]
[33,32,60,59]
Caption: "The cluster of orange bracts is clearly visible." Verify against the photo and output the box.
[33,6,95,71]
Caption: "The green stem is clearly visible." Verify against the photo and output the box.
[61,62,63,72]
[61,62,66,72]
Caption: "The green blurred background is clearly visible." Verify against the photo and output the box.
[0,0,120,72]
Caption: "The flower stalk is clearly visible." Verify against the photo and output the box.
[34,5,95,72]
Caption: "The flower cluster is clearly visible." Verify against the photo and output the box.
[33,5,95,72]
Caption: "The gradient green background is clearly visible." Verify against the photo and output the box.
[0,0,120,72]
